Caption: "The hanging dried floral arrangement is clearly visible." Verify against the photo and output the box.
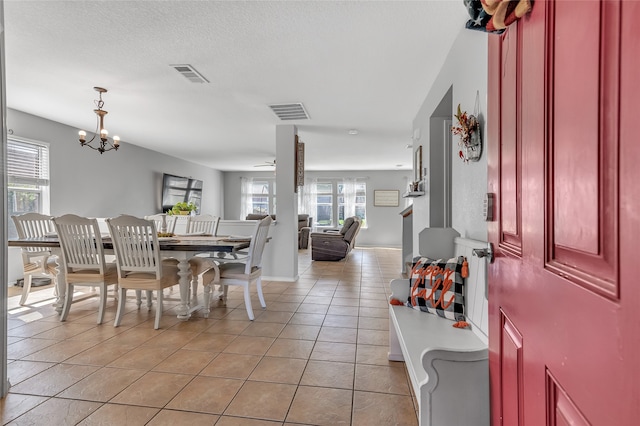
[451,101,482,162]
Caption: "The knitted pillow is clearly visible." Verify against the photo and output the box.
[408,256,467,326]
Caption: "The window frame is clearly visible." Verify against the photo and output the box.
[314,182,334,227]
[6,136,51,239]
[248,178,276,215]
[314,179,366,229]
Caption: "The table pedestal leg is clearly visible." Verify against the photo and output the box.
[176,259,192,319]
[52,249,65,313]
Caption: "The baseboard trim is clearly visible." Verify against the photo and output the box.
[262,275,299,282]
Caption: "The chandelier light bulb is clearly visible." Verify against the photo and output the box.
[113,136,120,146]
[78,130,86,143]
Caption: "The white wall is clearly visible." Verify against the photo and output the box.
[223,169,412,248]
[7,108,225,283]
[412,27,488,250]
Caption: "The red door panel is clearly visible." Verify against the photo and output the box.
[551,1,600,253]
[546,0,619,299]
[619,0,640,408]
[499,23,521,254]
[546,371,589,426]
[488,1,640,425]
[500,312,523,426]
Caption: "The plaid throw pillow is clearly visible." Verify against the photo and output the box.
[408,256,466,323]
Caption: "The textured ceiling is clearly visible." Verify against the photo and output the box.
[4,1,467,171]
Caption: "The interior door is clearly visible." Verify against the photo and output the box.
[487,1,640,425]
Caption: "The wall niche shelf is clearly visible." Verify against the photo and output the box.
[402,191,425,198]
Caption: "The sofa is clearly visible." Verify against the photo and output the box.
[245,214,312,249]
[310,216,361,261]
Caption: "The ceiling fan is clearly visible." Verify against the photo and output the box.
[254,159,276,167]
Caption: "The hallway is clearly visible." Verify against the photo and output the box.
[2,247,418,425]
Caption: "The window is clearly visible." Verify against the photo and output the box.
[338,181,367,226]
[7,137,51,238]
[315,182,333,226]
[311,180,366,228]
[248,179,276,215]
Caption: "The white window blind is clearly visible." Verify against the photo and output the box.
[7,138,50,186]
[7,137,51,238]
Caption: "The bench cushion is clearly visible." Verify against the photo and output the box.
[409,256,466,322]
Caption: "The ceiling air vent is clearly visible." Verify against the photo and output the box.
[170,64,209,83]
[268,103,310,120]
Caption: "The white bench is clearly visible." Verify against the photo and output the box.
[388,236,490,426]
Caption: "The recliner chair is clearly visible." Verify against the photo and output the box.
[310,216,361,261]
[297,214,312,249]
[245,213,312,249]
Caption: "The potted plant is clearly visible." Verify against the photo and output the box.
[168,201,197,215]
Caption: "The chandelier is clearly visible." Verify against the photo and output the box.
[78,87,120,154]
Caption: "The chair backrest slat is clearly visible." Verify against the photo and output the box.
[12,213,55,254]
[144,214,176,234]
[246,216,272,273]
[54,214,106,274]
[107,215,162,278]
[186,214,220,235]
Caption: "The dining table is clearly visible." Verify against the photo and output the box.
[8,234,252,320]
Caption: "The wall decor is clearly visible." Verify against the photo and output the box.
[295,136,305,191]
[414,145,423,182]
[374,190,400,207]
[464,0,532,34]
[452,97,482,162]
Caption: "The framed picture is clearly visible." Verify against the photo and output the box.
[374,190,400,207]
[414,145,423,183]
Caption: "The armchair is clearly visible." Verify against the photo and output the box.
[311,216,361,261]
[245,213,312,249]
[298,214,312,249]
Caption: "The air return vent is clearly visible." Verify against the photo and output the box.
[171,64,209,83]
[268,103,310,120]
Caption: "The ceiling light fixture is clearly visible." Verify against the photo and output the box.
[348,129,359,135]
[78,87,120,154]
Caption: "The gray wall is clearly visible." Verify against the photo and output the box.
[412,27,488,248]
[223,169,412,248]
[7,108,224,284]
[8,109,224,218]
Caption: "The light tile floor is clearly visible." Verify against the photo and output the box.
[2,247,418,426]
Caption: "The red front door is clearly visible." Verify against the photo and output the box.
[487,1,640,424]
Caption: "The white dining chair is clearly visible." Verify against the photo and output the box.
[185,214,220,236]
[11,213,59,305]
[144,214,176,234]
[201,215,272,320]
[53,214,118,324]
[186,214,221,299]
[106,214,180,329]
